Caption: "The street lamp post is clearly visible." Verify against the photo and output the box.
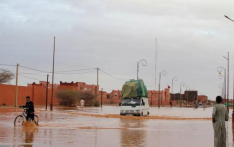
[151,91,154,106]
[180,82,185,107]
[224,15,234,123]
[50,37,56,111]
[172,77,178,94]
[223,52,229,108]
[172,77,178,105]
[158,70,167,108]
[217,67,227,105]
[101,88,103,108]
[186,85,190,91]
[137,59,147,80]
[219,75,226,100]
[186,85,190,107]
[219,83,224,98]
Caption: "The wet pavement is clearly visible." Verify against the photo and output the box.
[0,106,233,147]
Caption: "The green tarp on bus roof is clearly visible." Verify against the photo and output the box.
[121,79,148,98]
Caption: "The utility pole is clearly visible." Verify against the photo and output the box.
[158,74,161,108]
[50,37,55,111]
[101,88,103,108]
[97,68,99,95]
[227,52,229,108]
[46,74,49,110]
[224,69,227,106]
[155,38,158,92]
[186,85,189,107]
[14,63,19,107]
[151,91,153,106]
[223,52,229,108]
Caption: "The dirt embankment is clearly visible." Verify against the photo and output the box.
[69,112,212,121]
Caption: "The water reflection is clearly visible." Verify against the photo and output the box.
[22,124,37,147]
[24,131,34,147]
[120,119,146,147]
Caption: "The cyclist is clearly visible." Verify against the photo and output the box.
[22,96,35,121]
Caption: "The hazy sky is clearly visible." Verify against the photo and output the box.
[0,0,233,100]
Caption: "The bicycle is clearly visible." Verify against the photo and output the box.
[14,106,39,126]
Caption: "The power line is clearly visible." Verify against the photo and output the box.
[0,64,16,67]
[55,70,97,75]
[18,69,96,75]
[55,68,97,73]
[19,75,42,81]
[19,72,48,75]
[99,69,127,81]
[19,65,97,74]
[19,65,50,73]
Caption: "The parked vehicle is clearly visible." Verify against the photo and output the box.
[120,79,149,116]
[120,97,149,116]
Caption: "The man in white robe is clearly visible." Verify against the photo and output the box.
[212,96,229,147]
[80,99,85,110]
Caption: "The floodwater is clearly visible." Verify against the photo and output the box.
[0,106,234,147]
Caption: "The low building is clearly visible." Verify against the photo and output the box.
[170,93,184,101]
[59,81,99,94]
[184,91,198,102]
[100,90,121,104]
[197,95,208,103]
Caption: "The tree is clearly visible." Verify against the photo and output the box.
[56,90,79,107]
[56,90,99,107]
[77,91,98,106]
[0,69,14,84]
[177,100,185,105]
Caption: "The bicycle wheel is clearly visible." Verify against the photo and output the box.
[34,115,39,126]
[14,115,24,126]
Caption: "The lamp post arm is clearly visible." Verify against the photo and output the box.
[137,59,147,80]
[225,15,234,22]
[172,77,178,94]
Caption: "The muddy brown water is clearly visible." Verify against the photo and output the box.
[0,106,233,147]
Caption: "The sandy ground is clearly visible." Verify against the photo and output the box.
[0,106,233,147]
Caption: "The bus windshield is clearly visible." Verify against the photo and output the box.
[121,98,141,106]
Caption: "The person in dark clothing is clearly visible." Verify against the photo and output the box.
[23,96,35,121]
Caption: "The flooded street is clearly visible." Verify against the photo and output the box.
[0,106,233,147]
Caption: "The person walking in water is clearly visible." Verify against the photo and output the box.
[212,96,228,147]
[80,99,85,110]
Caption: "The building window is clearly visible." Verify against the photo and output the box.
[115,93,117,97]
[89,88,92,91]
[107,95,110,99]
[84,88,87,90]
